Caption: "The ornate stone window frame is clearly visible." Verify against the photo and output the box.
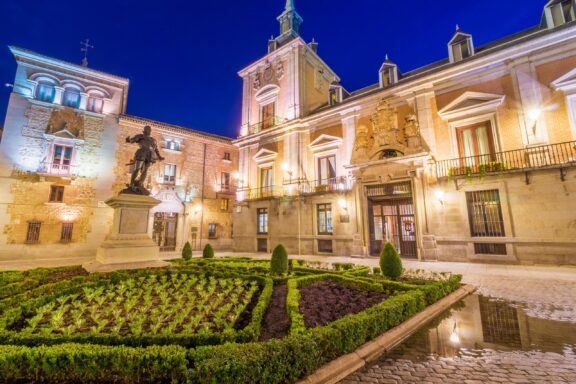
[552,68,576,140]
[446,113,503,161]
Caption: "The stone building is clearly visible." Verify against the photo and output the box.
[0,47,237,263]
[233,1,576,264]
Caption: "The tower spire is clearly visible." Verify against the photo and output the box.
[276,0,303,44]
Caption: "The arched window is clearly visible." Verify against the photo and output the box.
[36,82,56,103]
[87,94,104,113]
[63,88,81,108]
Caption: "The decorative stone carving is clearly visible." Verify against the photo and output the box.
[253,75,261,91]
[370,100,401,148]
[352,124,370,163]
[276,62,284,80]
[46,108,85,139]
[404,112,420,138]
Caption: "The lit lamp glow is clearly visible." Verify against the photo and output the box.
[193,204,202,214]
[449,322,461,345]
[527,108,542,121]
[338,199,347,210]
[435,190,445,207]
[233,172,240,180]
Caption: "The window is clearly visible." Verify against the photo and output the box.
[51,145,73,174]
[317,155,336,184]
[380,67,397,87]
[220,198,229,211]
[257,208,268,234]
[221,172,231,191]
[474,243,507,255]
[63,88,81,108]
[318,239,333,253]
[223,152,231,161]
[165,140,180,151]
[261,103,276,130]
[164,164,177,184]
[61,223,74,243]
[551,0,575,26]
[452,40,471,62]
[87,95,104,113]
[317,204,333,235]
[466,190,505,237]
[208,223,217,239]
[329,88,339,106]
[49,186,64,203]
[260,167,273,196]
[36,82,55,103]
[26,221,41,244]
[456,122,495,165]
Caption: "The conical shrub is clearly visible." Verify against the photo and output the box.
[270,244,288,275]
[182,241,192,261]
[380,242,403,279]
[202,243,214,259]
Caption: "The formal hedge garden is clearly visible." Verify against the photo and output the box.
[0,255,462,383]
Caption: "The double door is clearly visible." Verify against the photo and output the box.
[153,212,178,252]
[370,198,417,258]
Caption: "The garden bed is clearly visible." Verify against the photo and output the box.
[300,280,388,328]
[0,258,463,383]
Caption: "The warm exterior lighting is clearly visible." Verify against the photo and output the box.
[233,172,240,180]
[449,322,460,344]
[528,108,542,121]
[435,190,445,207]
[338,199,347,209]
[281,162,289,171]
[193,204,202,214]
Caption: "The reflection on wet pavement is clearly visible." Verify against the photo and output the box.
[340,294,576,384]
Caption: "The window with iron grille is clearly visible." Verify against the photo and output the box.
[61,223,74,243]
[208,223,217,239]
[26,221,41,244]
[49,186,65,203]
[257,208,268,234]
[220,198,229,212]
[317,204,333,235]
[318,239,333,253]
[474,243,507,255]
[223,152,231,161]
[466,190,505,237]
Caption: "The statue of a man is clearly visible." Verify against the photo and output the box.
[124,125,164,195]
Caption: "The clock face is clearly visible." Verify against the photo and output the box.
[263,66,274,82]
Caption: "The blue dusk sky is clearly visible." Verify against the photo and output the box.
[0,0,546,138]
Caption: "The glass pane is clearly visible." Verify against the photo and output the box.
[53,146,63,164]
[461,129,475,158]
[552,4,565,25]
[374,217,383,241]
[318,211,326,233]
[476,125,490,156]
[328,156,336,179]
[326,210,333,233]
[452,44,462,61]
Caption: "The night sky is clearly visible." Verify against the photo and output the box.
[0,0,545,138]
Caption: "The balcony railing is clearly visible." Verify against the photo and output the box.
[39,162,78,176]
[248,116,285,135]
[436,141,576,179]
[217,184,235,194]
[237,177,354,201]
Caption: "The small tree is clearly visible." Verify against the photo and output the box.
[182,241,192,261]
[270,244,288,275]
[380,242,403,280]
[202,244,214,259]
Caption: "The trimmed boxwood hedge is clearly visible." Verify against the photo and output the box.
[0,261,463,383]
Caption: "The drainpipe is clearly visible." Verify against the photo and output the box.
[198,142,207,252]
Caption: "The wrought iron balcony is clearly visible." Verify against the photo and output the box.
[236,186,284,201]
[248,116,285,135]
[216,183,235,194]
[39,162,78,177]
[296,177,354,195]
[436,141,576,179]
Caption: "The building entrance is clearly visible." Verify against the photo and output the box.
[367,182,417,258]
[153,212,178,252]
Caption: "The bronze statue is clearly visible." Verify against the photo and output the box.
[123,125,164,195]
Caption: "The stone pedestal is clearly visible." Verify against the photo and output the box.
[96,194,161,265]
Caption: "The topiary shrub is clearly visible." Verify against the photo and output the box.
[380,242,403,280]
[270,244,288,275]
[182,242,192,261]
[202,244,214,259]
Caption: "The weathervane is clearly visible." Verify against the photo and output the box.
[80,38,94,67]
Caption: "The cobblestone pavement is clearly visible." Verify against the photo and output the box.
[341,349,576,384]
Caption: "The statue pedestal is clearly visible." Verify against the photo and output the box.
[96,194,161,265]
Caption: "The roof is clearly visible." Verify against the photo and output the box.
[119,115,234,144]
[9,46,129,84]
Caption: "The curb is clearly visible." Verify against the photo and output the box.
[297,284,477,384]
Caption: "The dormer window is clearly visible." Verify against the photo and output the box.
[379,56,399,88]
[448,27,474,63]
[63,88,81,109]
[36,82,55,103]
[544,0,575,28]
[328,82,344,106]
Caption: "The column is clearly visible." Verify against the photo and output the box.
[53,86,64,105]
[411,91,437,153]
[79,93,88,111]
